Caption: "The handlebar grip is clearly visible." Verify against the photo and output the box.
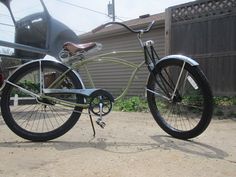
[92,24,105,33]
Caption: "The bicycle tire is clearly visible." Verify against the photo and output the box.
[1,60,83,141]
[147,59,213,139]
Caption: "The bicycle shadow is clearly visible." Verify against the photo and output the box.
[0,135,228,160]
[150,135,228,159]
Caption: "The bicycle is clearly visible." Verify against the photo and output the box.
[0,20,213,141]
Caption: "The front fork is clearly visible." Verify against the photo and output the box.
[144,42,184,102]
[144,42,172,99]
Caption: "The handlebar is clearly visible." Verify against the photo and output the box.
[92,20,155,34]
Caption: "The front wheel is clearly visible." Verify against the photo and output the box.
[147,59,213,139]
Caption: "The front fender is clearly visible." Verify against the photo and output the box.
[145,55,199,88]
[157,55,199,66]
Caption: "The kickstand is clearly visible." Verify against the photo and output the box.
[88,109,96,137]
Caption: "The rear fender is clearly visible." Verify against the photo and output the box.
[0,59,85,91]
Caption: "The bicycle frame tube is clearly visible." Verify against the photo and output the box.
[71,50,145,101]
[4,48,156,109]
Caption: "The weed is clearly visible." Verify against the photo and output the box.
[114,96,148,112]
[214,96,236,106]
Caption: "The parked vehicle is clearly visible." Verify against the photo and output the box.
[0,60,4,87]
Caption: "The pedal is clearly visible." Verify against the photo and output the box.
[96,120,106,129]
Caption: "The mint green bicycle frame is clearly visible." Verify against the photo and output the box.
[52,50,146,102]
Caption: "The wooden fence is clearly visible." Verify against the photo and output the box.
[165,0,236,96]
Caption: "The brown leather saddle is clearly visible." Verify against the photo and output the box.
[63,42,97,55]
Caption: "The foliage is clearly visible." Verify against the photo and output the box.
[113,95,236,119]
[19,80,40,92]
[214,96,236,106]
[114,96,148,112]
[11,80,40,97]
[213,96,236,118]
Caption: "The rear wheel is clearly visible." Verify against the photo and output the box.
[1,60,83,141]
[147,59,213,139]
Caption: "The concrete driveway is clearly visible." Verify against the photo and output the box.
[0,112,235,177]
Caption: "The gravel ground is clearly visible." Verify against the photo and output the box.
[0,112,236,177]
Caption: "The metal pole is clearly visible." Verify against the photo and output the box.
[112,0,115,21]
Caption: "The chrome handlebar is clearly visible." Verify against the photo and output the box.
[92,20,155,34]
